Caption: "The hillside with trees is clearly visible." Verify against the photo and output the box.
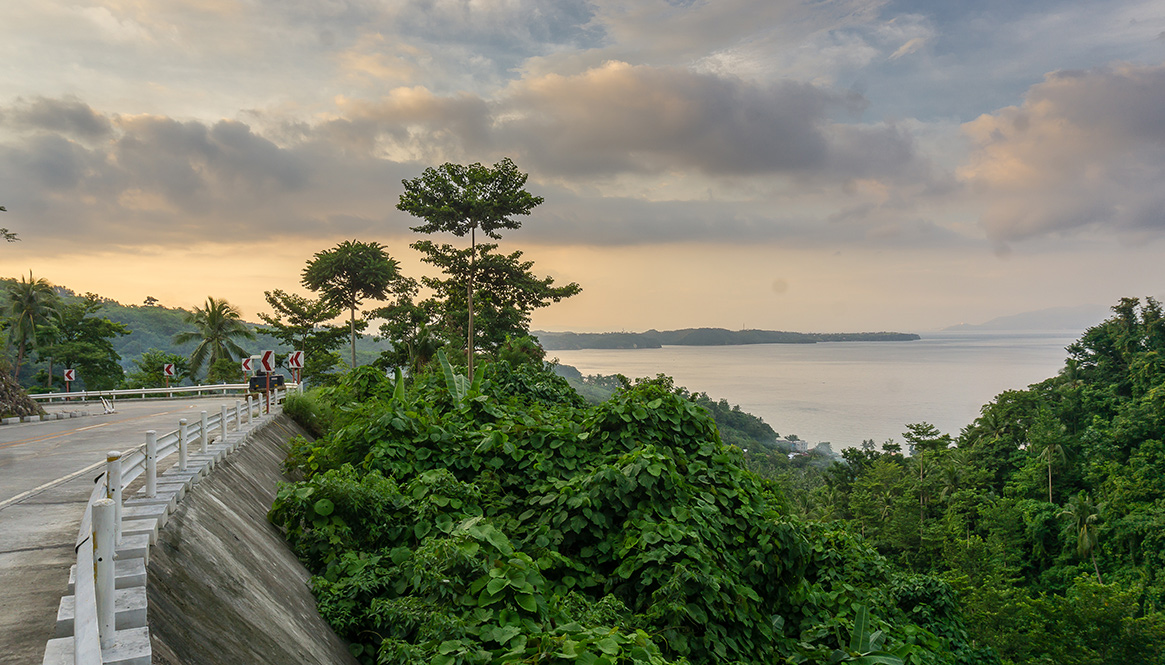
[742,296,1165,663]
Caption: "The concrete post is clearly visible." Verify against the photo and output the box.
[246,395,253,425]
[105,451,122,543]
[179,418,188,473]
[220,404,229,436]
[146,430,157,498]
[234,399,241,430]
[200,410,209,454]
[93,498,116,650]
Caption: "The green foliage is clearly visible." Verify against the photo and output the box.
[498,334,546,367]
[397,158,578,381]
[302,239,409,369]
[257,289,348,383]
[271,362,963,665]
[172,296,256,377]
[408,240,582,355]
[282,390,334,440]
[206,357,244,384]
[35,293,128,390]
[5,270,60,377]
[760,297,1165,663]
[123,348,190,388]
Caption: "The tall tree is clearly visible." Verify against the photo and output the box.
[398,157,544,380]
[1031,412,1068,503]
[301,240,403,369]
[172,297,256,377]
[38,293,129,390]
[5,271,60,378]
[257,289,349,382]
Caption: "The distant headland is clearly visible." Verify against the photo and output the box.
[533,328,920,350]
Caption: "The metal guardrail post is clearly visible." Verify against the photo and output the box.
[105,451,122,543]
[200,411,209,454]
[93,498,116,650]
[179,418,188,473]
[146,430,157,498]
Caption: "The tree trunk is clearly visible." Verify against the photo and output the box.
[14,339,26,377]
[467,226,475,381]
[1091,550,1103,584]
[1048,461,1053,503]
[350,306,356,369]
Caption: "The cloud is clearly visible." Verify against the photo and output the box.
[959,63,1165,244]
[2,96,113,140]
[499,62,940,185]
[0,71,951,253]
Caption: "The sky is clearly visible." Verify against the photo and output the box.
[1,0,1163,333]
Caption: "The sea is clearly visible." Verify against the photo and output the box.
[548,331,1081,450]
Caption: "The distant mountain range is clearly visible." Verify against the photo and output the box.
[533,328,920,350]
[943,304,1110,332]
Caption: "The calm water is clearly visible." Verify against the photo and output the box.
[550,331,1080,450]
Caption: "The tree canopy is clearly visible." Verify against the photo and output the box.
[257,289,349,383]
[36,293,128,390]
[397,157,546,380]
[302,240,405,369]
[172,296,255,377]
[5,271,60,377]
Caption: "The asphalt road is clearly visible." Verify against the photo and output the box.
[0,396,247,665]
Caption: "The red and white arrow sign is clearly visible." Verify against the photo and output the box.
[163,363,176,378]
[287,351,304,369]
[63,368,76,382]
[241,357,253,372]
[260,350,275,372]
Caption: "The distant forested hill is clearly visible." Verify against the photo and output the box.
[534,327,918,350]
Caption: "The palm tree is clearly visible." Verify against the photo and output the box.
[5,271,59,376]
[173,297,256,378]
[1036,435,1067,503]
[1059,492,1104,583]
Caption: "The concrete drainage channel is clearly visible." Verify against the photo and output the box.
[42,394,291,665]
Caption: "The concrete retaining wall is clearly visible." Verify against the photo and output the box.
[145,415,358,665]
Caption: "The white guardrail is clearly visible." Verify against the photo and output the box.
[30,383,255,402]
[43,387,292,665]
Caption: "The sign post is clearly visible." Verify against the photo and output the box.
[63,368,76,395]
[163,363,176,389]
[287,351,304,385]
[260,350,275,413]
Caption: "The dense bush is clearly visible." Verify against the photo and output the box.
[273,361,968,664]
